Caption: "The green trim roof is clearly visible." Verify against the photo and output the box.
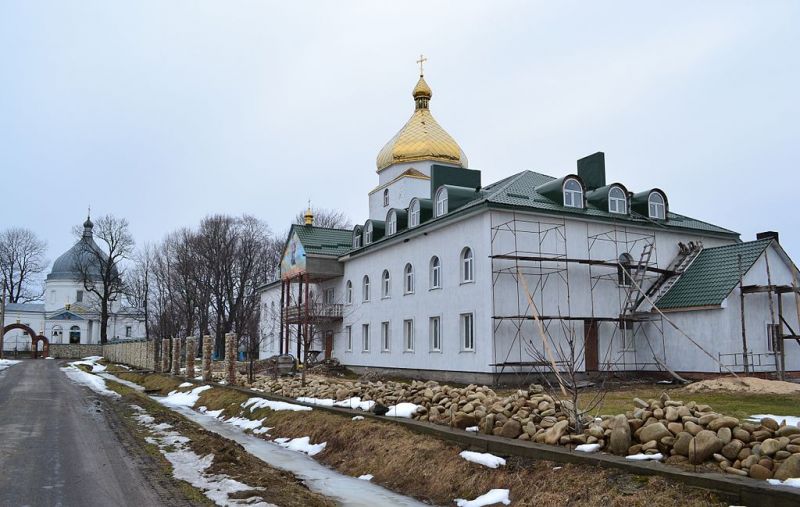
[290,224,353,257]
[655,239,772,310]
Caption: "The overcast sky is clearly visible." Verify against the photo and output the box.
[1,1,798,266]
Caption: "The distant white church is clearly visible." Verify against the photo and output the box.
[2,216,146,353]
[258,70,800,383]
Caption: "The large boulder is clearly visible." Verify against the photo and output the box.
[707,416,739,431]
[544,420,569,445]
[452,412,478,429]
[749,464,773,480]
[760,438,782,456]
[721,439,744,460]
[673,432,693,456]
[499,419,522,439]
[688,430,724,464]
[608,415,631,456]
[773,454,800,481]
[639,422,671,444]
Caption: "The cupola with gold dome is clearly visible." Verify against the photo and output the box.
[375,61,468,172]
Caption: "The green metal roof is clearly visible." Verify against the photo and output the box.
[655,239,772,310]
[290,224,353,257]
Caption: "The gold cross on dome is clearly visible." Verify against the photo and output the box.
[417,54,427,76]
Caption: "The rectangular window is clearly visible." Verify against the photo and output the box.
[76,290,83,303]
[125,326,132,338]
[346,326,352,351]
[429,317,441,352]
[381,321,390,351]
[404,319,414,351]
[362,324,370,352]
[460,313,474,351]
[767,324,782,353]
[324,288,335,304]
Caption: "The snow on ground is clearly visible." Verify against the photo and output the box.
[70,356,107,373]
[273,436,326,456]
[98,372,145,391]
[179,382,194,388]
[295,396,376,411]
[575,443,601,453]
[626,453,664,461]
[455,488,511,507]
[242,397,312,412]
[225,417,266,431]
[459,451,506,469]
[131,405,272,506]
[158,385,212,408]
[61,363,120,398]
[358,474,373,481]
[768,478,800,489]
[385,403,420,418]
[748,414,800,428]
[352,416,365,421]
[465,426,479,433]
[0,359,22,372]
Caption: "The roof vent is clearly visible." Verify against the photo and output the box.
[577,152,606,191]
[756,231,779,243]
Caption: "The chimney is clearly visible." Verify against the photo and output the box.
[756,231,779,243]
[577,152,606,190]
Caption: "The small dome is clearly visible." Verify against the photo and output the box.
[47,217,112,282]
[376,74,467,171]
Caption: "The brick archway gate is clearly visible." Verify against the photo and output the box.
[2,323,50,358]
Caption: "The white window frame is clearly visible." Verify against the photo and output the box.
[460,313,474,351]
[364,223,373,244]
[648,192,665,219]
[563,178,583,208]
[404,263,415,294]
[353,230,362,248]
[429,316,441,352]
[383,188,389,207]
[345,280,353,304]
[461,247,474,283]
[608,186,627,214]
[435,187,448,217]
[410,200,420,227]
[125,325,132,338]
[381,321,390,352]
[361,324,370,352]
[362,275,370,302]
[387,211,397,235]
[381,269,391,298]
[430,256,441,289]
[346,325,352,351]
[403,319,414,352]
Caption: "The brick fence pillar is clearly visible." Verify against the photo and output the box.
[202,335,213,382]
[161,338,171,373]
[185,337,196,379]
[172,337,181,376]
[225,332,237,385]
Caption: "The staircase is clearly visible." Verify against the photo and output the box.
[622,243,654,314]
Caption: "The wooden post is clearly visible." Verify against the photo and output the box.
[185,337,196,378]
[162,338,171,373]
[764,248,782,380]
[738,254,749,374]
[225,332,237,385]
[279,279,285,355]
[202,335,213,382]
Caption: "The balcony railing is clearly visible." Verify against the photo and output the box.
[283,303,343,323]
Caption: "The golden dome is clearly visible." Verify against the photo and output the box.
[376,75,467,172]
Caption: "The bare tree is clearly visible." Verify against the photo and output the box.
[74,215,134,344]
[0,227,48,303]
[294,207,352,229]
[127,244,154,340]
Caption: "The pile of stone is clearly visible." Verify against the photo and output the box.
[241,374,800,480]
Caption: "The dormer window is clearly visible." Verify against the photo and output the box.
[383,189,389,207]
[353,227,363,248]
[364,223,373,245]
[435,187,448,217]
[386,211,397,235]
[410,200,420,227]
[648,192,665,219]
[608,186,627,214]
[563,178,583,208]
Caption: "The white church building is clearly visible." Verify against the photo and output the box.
[2,216,146,354]
[258,71,800,384]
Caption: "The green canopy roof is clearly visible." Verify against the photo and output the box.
[290,224,352,257]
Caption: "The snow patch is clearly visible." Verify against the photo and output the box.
[465,426,479,433]
[358,474,373,481]
[274,436,326,456]
[60,364,120,397]
[575,443,601,453]
[459,451,506,469]
[768,478,800,489]
[225,417,265,431]
[626,453,664,461]
[69,356,107,373]
[352,416,365,421]
[178,382,194,388]
[748,414,800,428]
[455,488,511,507]
[242,397,311,412]
[295,396,376,412]
[0,359,22,372]
[385,403,420,418]
[158,385,212,408]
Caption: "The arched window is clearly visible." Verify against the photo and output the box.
[563,178,583,208]
[648,192,665,219]
[435,187,448,217]
[364,223,373,245]
[383,188,389,207]
[609,187,627,214]
[381,270,391,298]
[404,263,415,294]
[386,211,397,236]
[353,227,362,248]
[617,253,634,286]
[409,200,421,227]
[345,280,353,304]
[430,256,441,289]
[69,325,81,344]
[52,325,63,342]
[461,247,474,283]
[362,275,370,302]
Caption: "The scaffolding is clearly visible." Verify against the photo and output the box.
[490,211,670,384]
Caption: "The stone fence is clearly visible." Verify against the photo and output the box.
[49,343,103,359]
[102,339,158,371]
